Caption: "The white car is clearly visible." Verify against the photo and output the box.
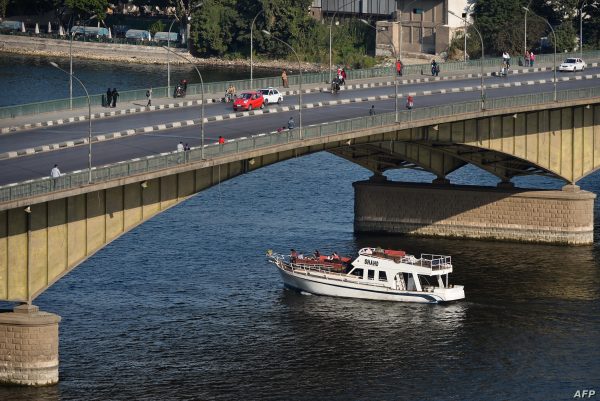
[259,87,283,105]
[558,58,586,72]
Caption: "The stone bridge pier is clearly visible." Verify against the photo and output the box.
[354,175,595,245]
[0,305,60,385]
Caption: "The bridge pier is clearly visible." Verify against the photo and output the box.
[354,177,595,245]
[0,304,61,386]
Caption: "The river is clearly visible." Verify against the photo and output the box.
[0,54,598,400]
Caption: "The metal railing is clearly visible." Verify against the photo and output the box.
[3,50,600,119]
[2,84,600,204]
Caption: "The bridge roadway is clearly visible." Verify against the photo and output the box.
[0,66,599,186]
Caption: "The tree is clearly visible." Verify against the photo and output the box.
[65,0,108,20]
[473,0,526,56]
[190,0,238,55]
[0,0,8,19]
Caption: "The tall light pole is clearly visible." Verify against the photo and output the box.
[69,15,96,110]
[448,11,485,110]
[580,1,588,60]
[329,0,355,84]
[262,30,302,135]
[167,18,177,98]
[50,61,93,184]
[361,19,399,122]
[523,7,557,102]
[524,0,533,59]
[250,10,264,89]
[163,47,205,158]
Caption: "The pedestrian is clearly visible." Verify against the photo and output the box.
[406,95,414,109]
[106,88,112,108]
[111,88,119,108]
[369,105,376,116]
[287,116,295,129]
[218,136,225,144]
[434,63,440,76]
[396,59,403,76]
[184,143,190,151]
[177,141,184,152]
[281,69,288,88]
[431,59,438,76]
[183,143,190,161]
[146,87,152,107]
[341,68,347,85]
[530,51,535,67]
[50,164,61,188]
[524,50,530,67]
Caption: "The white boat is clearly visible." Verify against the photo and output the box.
[267,247,465,303]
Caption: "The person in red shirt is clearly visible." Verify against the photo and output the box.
[396,60,403,76]
[218,136,225,144]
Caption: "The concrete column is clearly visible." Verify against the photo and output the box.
[354,180,595,245]
[0,305,61,386]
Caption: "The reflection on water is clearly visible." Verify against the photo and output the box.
[0,151,598,400]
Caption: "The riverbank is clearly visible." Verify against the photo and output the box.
[0,34,430,72]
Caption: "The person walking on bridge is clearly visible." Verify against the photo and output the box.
[111,88,119,108]
[50,164,61,188]
[146,87,152,107]
[106,88,112,108]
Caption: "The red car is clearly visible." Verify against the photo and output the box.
[233,91,264,111]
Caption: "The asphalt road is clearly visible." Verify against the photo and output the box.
[1,67,599,186]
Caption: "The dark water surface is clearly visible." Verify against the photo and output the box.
[0,55,598,400]
[0,52,276,107]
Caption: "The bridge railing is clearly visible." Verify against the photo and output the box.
[4,50,600,119]
[2,85,600,204]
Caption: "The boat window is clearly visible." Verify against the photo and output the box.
[351,268,363,278]
[367,270,375,280]
[378,271,387,281]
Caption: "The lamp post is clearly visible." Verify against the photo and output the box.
[580,1,588,60]
[524,0,533,59]
[329,0,355,84]
[262,30,302,134]
[167,18,177,98]
[50,61,93,184]
[361,19,399,122]
[250,10,264,89]
[448,11,485,110]
[523,7,557,102]
[69,15,96,110]
[163,46,205,158]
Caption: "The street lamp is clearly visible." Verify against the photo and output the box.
[69,15,96,110]
[448,11,485,110]
[329,0,355,84]
[361,19,399,122]
[580,1,588,60]
[250,10,264,89]
[262,30,302,134]
[523,7,557,102]
[167,18,177,98]
[163,46,205,158]
[524,0,533,61]
[50,61,93,184]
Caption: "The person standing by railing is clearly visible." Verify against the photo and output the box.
[50,164,61,188]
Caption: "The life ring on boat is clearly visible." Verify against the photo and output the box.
[394,257,401,263]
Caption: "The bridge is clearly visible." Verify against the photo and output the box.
[1,55,600,385]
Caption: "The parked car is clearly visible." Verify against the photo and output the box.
[233,91,264,111]
[558,58,586,72]
[259,87,283,105]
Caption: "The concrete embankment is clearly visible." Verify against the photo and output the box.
[0,34,325,71]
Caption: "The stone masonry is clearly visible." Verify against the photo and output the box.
[0,305,61,386]
[354,178,596,245]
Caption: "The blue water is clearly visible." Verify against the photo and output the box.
[0,55,598,400]
[0,52,276,107]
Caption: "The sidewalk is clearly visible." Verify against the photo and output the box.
[0,60,569,134]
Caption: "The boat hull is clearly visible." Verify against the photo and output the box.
[277,265,463,303]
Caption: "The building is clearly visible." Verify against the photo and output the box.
[310,0,471,56]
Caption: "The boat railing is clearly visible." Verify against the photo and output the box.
[419,254,452,271]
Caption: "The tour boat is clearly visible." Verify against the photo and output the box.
[267,247,464,303]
